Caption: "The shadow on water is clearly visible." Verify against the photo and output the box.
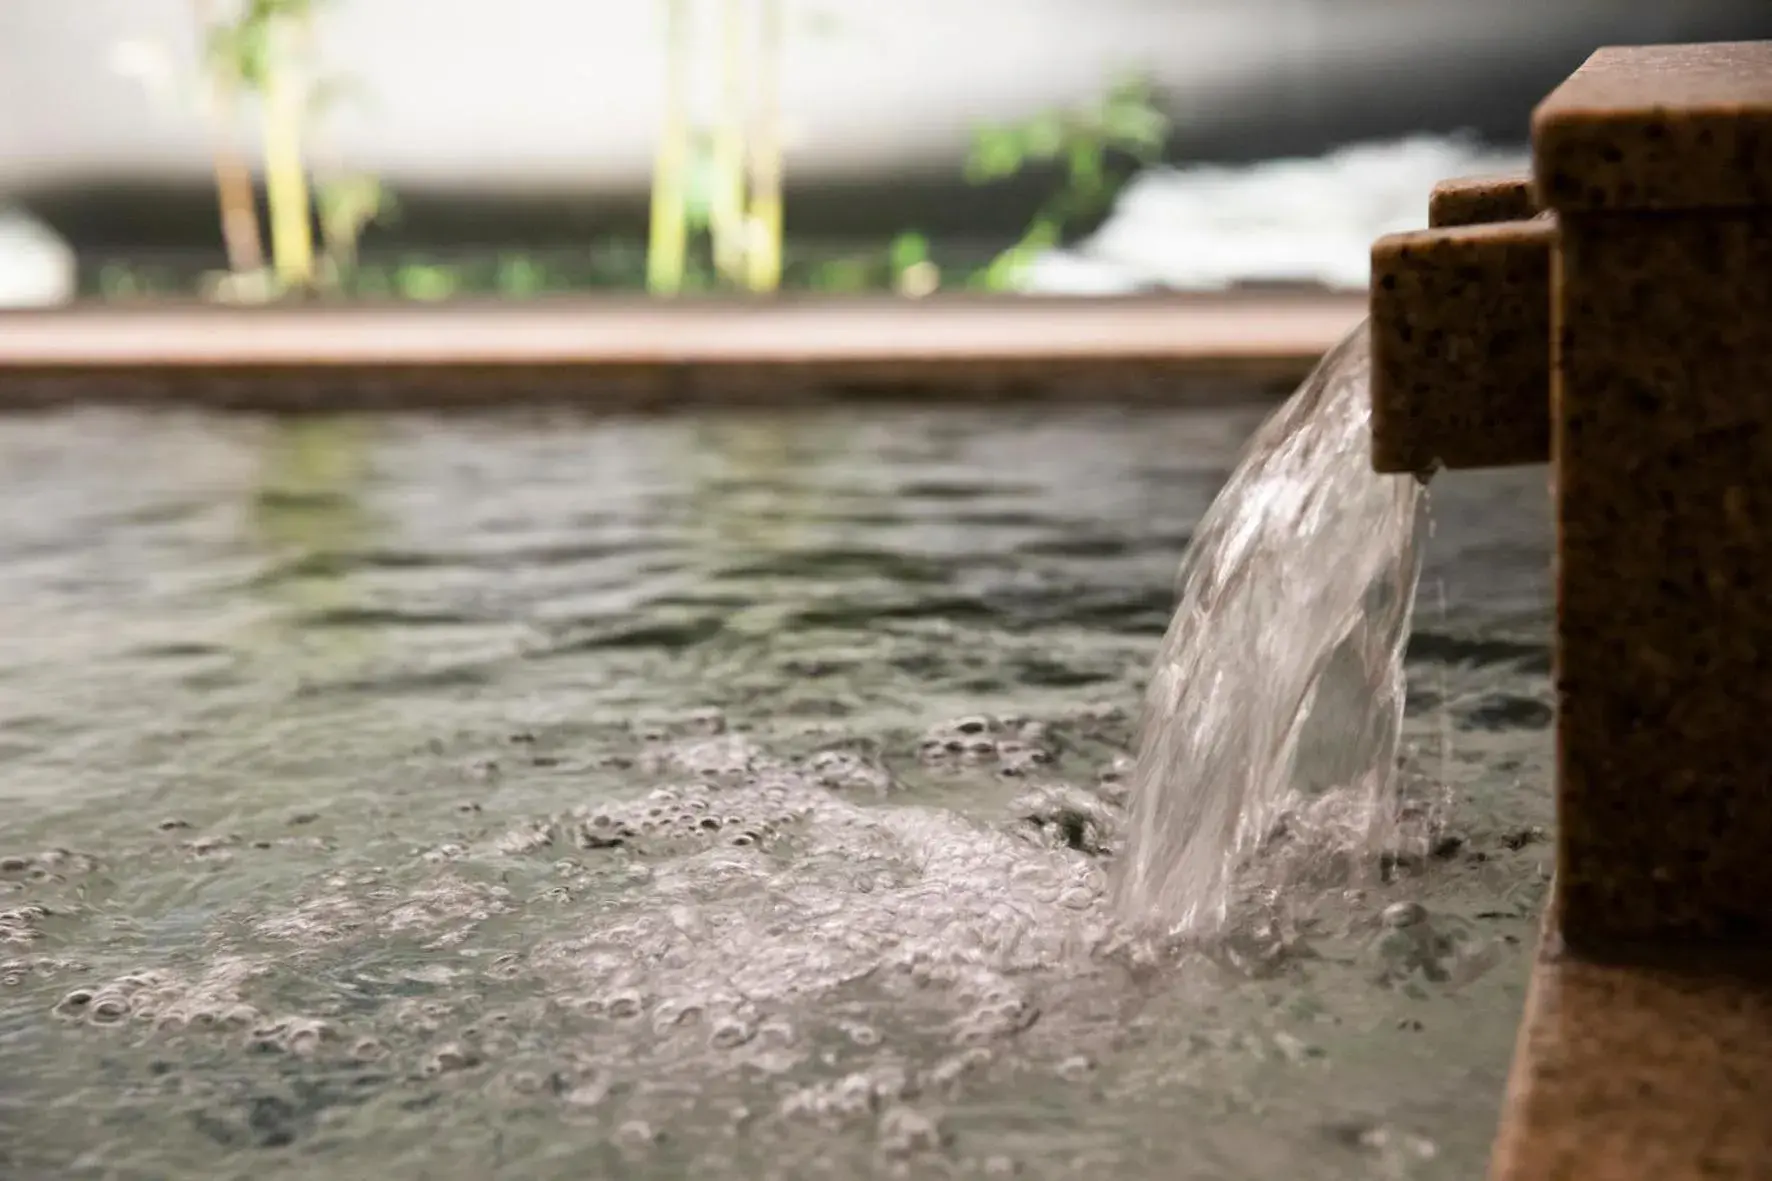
[0,405,1554,1181]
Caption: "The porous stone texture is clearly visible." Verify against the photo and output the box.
[1368,216,1553,474]
[1553,209,1772,943]
[1489,923,1772,1181]
[1377,40,1772,1181]
[1534,41,1772,213]
[1428,173,1537,229]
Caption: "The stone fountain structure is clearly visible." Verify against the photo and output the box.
[1369,40,1772,1181]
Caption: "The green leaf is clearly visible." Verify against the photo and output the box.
[1020,218,1061,250]
[1102,105,1167,156]
[684,143,719,227]
[495,254,546,297]
[1099,74,1169,158]
[1067,141,1104,192]
[888,231,929,272]
[231,22,272,89]
[979,243,1036,292]
[1021,112,1066,161]
[963,127,1025,183]
[397,264,458,303]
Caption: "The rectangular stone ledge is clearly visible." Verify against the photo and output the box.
[1429,173,1538,229]
[1490,921,1772,1181]
[1369,216,1554,474]
[1534,41,1772,213]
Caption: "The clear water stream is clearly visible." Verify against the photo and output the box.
[1117,326,1427,934]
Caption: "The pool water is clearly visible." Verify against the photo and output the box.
[0,405,1552,1180]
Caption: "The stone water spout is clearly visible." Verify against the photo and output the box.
[1367,40,1772,1181]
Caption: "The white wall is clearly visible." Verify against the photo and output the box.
[0,0,1759,193]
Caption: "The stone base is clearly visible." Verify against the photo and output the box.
[1491,908,1772,1180]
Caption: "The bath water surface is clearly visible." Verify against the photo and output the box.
[0,402,1552,1180]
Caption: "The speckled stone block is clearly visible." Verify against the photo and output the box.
[1535,42,1772,212]
[1490,921,1772,1181]
[1369,216,1553,474]
[1553,210,1772,943]
[1381,39,1772,1181]
[1429,173,1538,229]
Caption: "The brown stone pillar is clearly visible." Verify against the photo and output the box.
[1534,42,1772,944]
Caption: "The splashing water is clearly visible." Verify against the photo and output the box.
[1115,323,1428,934]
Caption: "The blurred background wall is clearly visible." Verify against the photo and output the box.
[6,0,1770,252]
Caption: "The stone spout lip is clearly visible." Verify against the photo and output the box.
[1368,212,1555,475]
[1427,172,1537,229]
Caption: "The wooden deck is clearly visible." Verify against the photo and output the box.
[0,292,1365,412]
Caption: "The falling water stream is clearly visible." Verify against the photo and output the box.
[1116,324,1429,934]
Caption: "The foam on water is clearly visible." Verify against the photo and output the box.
[1115,324,1429,934]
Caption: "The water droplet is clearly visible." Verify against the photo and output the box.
[1382,901,1428,928]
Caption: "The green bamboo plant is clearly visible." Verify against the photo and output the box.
[315,173,396,287]
[964,73,1169,291]
[744,0,785,293]
[648,0,800,297]
[204,0,320,292]
[191,0,267,280]
[648,0,693,295]
[196,0,392,299]
[306,69,397,291]
[710,0,750,285]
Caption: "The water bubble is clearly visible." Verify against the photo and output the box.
[88,991,131,1025]
[1272,1031,1323,1064]
[505,1070,544,1095]
[604,991,645,1020]
[0,906,47,945]
[1056,1054,1094,1081]
[563,1077,609,1108]
[756,1017,797,1046]
[284,1017,333,1057]
[954,997,1038,1044]
[709,1016,755,1048]
[53,988,93,1019]
[877,1106,944,1157]
[1058,887,1098,911]
[425,1042,480,1075]
[615,1119,660,1148]
[1382,901,1428,928]
[842,1022,881,1048]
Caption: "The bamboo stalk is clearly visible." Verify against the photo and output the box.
[710,0,750,286]
[744,0,784,293]
[261,9,315,289]
[647,0,691,295]
[192,0,265,275]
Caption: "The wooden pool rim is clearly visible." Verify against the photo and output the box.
[0,292,1365,413]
